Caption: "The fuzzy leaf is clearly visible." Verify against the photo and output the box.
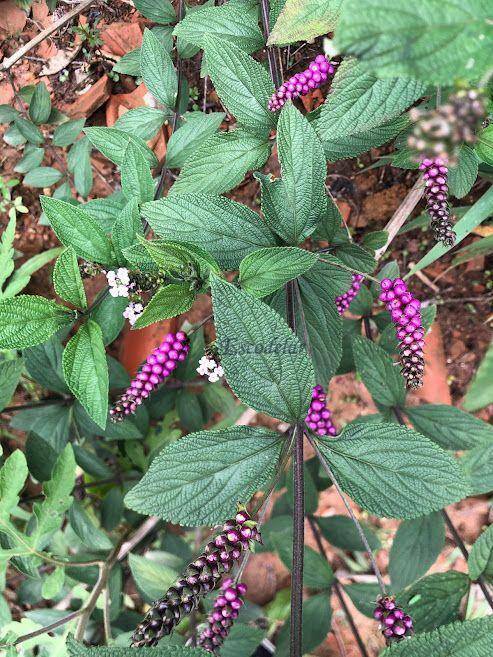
[41,197,115,265]
[239,247,318,298]
[269,0,343,45]
[469,524,493,581]
[315,422,470,519]
[0,450,28,521]
[120,142,154,203]
[133,0,176,24]
[211,276,314,422]
[165,111,225,169]
[53,246,87,309]
[23,166,63,188]
[0,295,74,349]
[0,213,15,295]
[449,145,479,198]
[133,283,195,329]
[114,107,170,141]
[464,340,493,412]
[315,515,381,552]
[459,443,493,495]
[125,426,283,525]
[0,359,23,412]
[52,119,85,147]
[84,127,158,167]
[67,637,208,656]
[352,335,406,408]
[142,194,275,270]
[140,28,177,108]
[24,336,69,395]
[62,320,109,429]
[29,82,51,124]
[112,199,143,266]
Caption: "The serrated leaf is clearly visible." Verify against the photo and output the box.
[114,106,170,141]
[336,0,493,85]
[170,129,271,196]
[449,145,479,198]
[220,624,266,657]
[165,111,225,169]
[62,320,109,429]
[315,514,381,552]
[269,0,343,45]
[0,359,23,412]
[23,166,63,187]
[239,247,318,297]
[67,636,208,656]
[67,137,93,198]
[32,444,75,546]
[125,426,283,525]
[332,242,376,274]
[11,404,71,452]
[0,212,15,296]
[352,335,406,408]
[276,593,332,655]
[211,276,314,421]
[315,422,470,519]
[344,582,381,618]
[469,524,493,581]
[138,237,220,282]
[112,198,143,265]
[128,552,177,602]
[0,450,28,521]
[133,283,195,329]
[141,28,177,108]
[121,142,154,203]
[464,340,493,411]
[277,103,327,243]
[459,443,493,495]
[24,336,69,395]
[134,0,176,23]
[0,295,74,349]
[396,572,469,634]
[53,246,87,309]
[203,38,275,134]
[52,119,85,147]
[404,404,493,450]
[389,513,445,591]
[68,500,113,551]
[41,567,64,599]
[2,245,64,300]
[84,126,158,167]
[142,194,275,270]
[29,82,51,124]
[41,197,115,265]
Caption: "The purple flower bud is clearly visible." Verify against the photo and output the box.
[374,596,413,645]
[335,274,365,315]
[419,157,456,246]
[305,385,337,436]
[198,580,247,653]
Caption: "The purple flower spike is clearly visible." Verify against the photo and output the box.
[374,596,413,644]
[110,331,190,422]
[419,157,456,246]
[198,579,247,653]
[335,274,364,315]
[305,385,337,437]
[379,278,425,389]
[268,54,338,112]
[131,510,260,648]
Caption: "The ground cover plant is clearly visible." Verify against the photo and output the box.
[1,1,493,656]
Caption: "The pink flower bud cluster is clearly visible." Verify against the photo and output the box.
[110,331,189,421]
[335,274,364,315]
[305,385,337,436]
[419,157,456,246]
[198,579,247,653]
[374,596,413,643]
[268,54,337,112]
[379,279,425,389]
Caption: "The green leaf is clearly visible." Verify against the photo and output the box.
[14,145,45,173]
[276,103,327,243]
[404,404,493,450]
[53,246,87,309]
[0,450,28,521]
[452,234,493,267]
[165,111,225,169]
[203,38,275,134]
[220,624,266,657]
[389,513,445,591]
[114,107,170,141]
[67,636,208,656]
[0,212,15,297]
[449,145,479,198]
[211,276,314,422]
[174,2,264,53]
[275,541,334,590]
[170,129,271,196]
[344,582,381,618]
[32,444,75,546]
[396,572,469,633]
[112,198,143,265]
[2,245,64,300]
[476,124,493,165]
[141,28,177,108]
[11,404,71,452]
[239,247,318,298]
[336,0,493,85]
[121,142,154,203]
[67,137,93,198]
[14,117,43,145]
[464,341,493,411]
[459,443,493,495]
[128,552,177,602]
[133,283,195,329]
[68,500,113,551]
[381,617,493,657]
[276,593,332,655]
[142,194,275,270]
[269,0,343,45]
[352,335,406,408]
[89,292,127,346]
[23,166,63,187]
[125,426,283,525]
[41,567,64,599]
[469,524,493,581]
[0,359,23,412]
[41,197,115,265]
[24,336,69,395]
[29,82,51,124]
[313,59,425,144]
[138,237,220,281]
[332,242,376,274]
[315,422,470,519]
[133,0,175,23]
[0,295,74,349]
[84,126,158,167]
[315,515,381,552]
[26,433,59,481]
[0,104,18,123]
[52,119,85,147]
[62,320,109,429]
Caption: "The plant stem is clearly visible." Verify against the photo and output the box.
[1,398,69,414]
[290,423,305,657]
[259,0,282,87]
[307,515,370,657]
[0,610,83,649]
[363,316,372,342]
[308,433,387,596]
[317,256,380,284]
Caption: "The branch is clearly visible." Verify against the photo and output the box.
[290,424,305,657]
[0,0,95,72]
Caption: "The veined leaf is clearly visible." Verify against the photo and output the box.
[53,246,87,309]
[352,335,406,408]
[140,28,177,108]
[67,636,208,656]
[2,246,64,299]
[52,119,85,147]
[0,450,28,521]
[112,199,143,266]
[125,426,284,525]
[459,443,493,495]
[128,552,177,602]
[0,359,24,412]
[24,336,69,395]
[315,422,470,519]
[464,341,493,412]
[165,111,225,169]
[23,167,63,188]
[0,213,15,295]
[269,0,344,45]
[133,0,176,24]
[114,107,170,141]
[84,126,159,167]
[133,283,195,329]
[469,524,493,581]
[29,82,51,124]
[120,142,154,204]
[449,145,479,199]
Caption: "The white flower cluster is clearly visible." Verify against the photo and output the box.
[197,356,224,383]
[106,268,133,298]
[123,301,144,326]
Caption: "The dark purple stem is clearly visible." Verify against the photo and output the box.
[290,423,305,657]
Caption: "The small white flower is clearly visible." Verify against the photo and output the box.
[117,268,130,285]
[106,268,132,298]
[123,301,144,326]
[196,355,225,382]
[208,371,220,383]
